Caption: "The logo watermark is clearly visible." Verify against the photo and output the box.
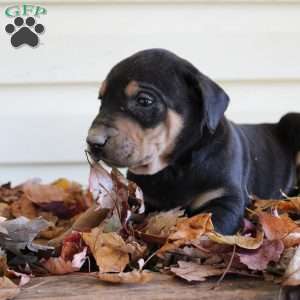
[4,4,47,48]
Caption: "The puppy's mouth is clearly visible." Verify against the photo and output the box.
[105,155,153,170]
[87,148,153,170]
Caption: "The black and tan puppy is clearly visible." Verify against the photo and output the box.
[86,49,300,234]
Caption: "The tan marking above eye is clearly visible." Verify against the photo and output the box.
[99,80,107,98]
[125,80,140,97]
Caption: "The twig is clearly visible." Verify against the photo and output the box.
[191,242,210,253]
[142,250,159,270]
[216,244,236,286]
[84,150,94,168]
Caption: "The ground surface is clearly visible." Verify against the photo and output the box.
[14,274,284,300]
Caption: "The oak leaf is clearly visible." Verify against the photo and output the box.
[258,212,298,241]
[82,227,129,273]
[158,214,213,255]
[207,230,264,250]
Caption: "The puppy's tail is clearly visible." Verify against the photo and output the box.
[278,113,300,154]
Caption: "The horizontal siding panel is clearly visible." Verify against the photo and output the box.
[0,82,300,164]
[1,3,300,84]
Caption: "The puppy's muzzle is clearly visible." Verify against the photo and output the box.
[86,124,118,160]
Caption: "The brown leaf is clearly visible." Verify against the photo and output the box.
[0,203,11,219]
[10,196,37,219]
[0,183,23,204]
[127,241,148,262]
[0,276,20,300]
[48,204,109,248]
[97,270,153,284]
[143,208,185,238]
[283,229,300,248]
[135,231,167,245]
[238,240,284,271]
[41,247,87,275]
[254,197,300,214]
[60,232,83,261]
[158,214,213,255]
[207,230,264,250]
[259,212,298,241]
[111,168,145,214]
[5,269,31,287]
[82,227,129,273]
[23,182,66,204]
[171,261,225,282]
[42,257,76,275]
[283,246,300,286]
[0,251,7,277]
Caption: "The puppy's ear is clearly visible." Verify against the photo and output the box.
[181,61,230,133]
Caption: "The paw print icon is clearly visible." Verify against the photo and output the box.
[5,17,45,48]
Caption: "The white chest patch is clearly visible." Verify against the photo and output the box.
[190,188,226,211]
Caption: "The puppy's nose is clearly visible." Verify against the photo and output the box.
[86,136,108,154]
[86,125,118,157]
[86,136,107,152]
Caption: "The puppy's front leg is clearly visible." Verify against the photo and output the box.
[188,193,246,235]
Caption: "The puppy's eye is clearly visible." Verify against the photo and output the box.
[136,93,154,107]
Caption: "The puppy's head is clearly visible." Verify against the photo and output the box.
[87,49,229,175]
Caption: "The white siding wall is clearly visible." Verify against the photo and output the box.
[0,0,300,184]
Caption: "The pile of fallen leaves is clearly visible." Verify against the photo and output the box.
[1,163,300,299]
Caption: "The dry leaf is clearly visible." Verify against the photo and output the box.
[0,276,20,300]
[207,230,264,250]
[42,257,76,275]
[259,212,298,241]
[0,217,49,254]
[283,229,300,248]
[23,182,66,204]
[143,208,185,237]
[171,261,225,282]
[6,269,31,287]
[125,241,148,262]
[111,168,145,214]
[82,227,129,273]
[48,204,109,247]
[10,196,37,219]
[88,163,115,209]
[254,197,300,214]
[0,204,11,219]
[158,214,213,255]
[0,249,7,277]
[43,231,86,275]
[42,247,87,275]
[283,246,300,286]
[238,240,284,271]
[0,183,23,204]
[97,270,153,284]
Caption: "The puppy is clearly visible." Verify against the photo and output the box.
[87,49,300,234]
